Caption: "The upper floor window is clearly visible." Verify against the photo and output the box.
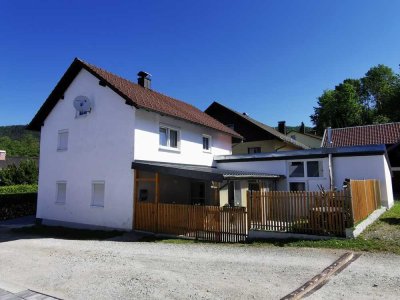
[159,125,179,150]
[202,135,211,152]
[248,147,261,154]
[57,130,68,151]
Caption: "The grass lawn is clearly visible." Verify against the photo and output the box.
[153,201,400,255]
[12,225,124,240]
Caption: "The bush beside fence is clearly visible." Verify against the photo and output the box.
[0,184,38,194]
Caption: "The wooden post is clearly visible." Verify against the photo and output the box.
[133,170,139,230]
[155,172,159,233]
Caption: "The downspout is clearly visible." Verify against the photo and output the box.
[327,127,334,190]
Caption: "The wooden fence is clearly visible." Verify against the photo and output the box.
[350,179,381,224]
[135,202,248,242]
[248,190,352,236]
[248,179,382,237]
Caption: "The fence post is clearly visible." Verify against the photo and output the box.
[348,182,354,228]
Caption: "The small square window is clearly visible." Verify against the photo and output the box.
[289,161,304,177]
[248,147,261,154]
[56,181,66,204]
[57,130,68,151]
[202,135,211,152]
[92,181,105,207]
[307,161,323,177]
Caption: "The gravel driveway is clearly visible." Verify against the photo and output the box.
[0,234,398,299]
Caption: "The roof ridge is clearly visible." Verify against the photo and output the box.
[331,122,400,131]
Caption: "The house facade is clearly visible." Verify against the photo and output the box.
[215,145,394,208]
[286,130,322,148]
[28,58,275,230]
[321,123,400,197]
[205,102,309,155]
[28,59,245,230]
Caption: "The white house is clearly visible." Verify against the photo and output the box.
[215,145,394,209]
[28,58,276,230]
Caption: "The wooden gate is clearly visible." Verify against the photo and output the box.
[134,202,248,242]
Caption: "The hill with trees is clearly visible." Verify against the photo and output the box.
[0,125,40,157]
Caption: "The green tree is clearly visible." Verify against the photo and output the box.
[0,159,38,186]
[311,82,363,135]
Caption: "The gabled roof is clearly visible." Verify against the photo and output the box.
[27,58,242,138]
[205,102,309,149]
[321,123,400,148]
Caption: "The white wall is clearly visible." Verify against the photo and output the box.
[134,109,231,166]
[333,155,394,208]
[217,154,394,208]
[37,69,136,230]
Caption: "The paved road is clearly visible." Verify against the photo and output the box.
[0,232,398,299]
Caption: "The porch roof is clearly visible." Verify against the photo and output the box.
[132,160,283,182]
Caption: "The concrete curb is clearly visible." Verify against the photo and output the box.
[281,252,355,300]
[346,207,387,238]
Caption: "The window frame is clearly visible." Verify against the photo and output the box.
[57,129,69,151]
[91,181,105,208]
[202,134,212,153]
[55,181,67,204]
[248,147,261,154]
[159,124,181,151]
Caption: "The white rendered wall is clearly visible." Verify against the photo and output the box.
[37,69,136,230]
[333,155,394,208]
[134,109,231,166]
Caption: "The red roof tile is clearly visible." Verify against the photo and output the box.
[28,58,242,138]
[321,123,400,147]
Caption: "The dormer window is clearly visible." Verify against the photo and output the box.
[159,125,180,150]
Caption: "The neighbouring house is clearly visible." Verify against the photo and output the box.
[27,58,275,230]
[321,123,400,197]
[286,128,322,149]
[205,102,309,155]
[0,151,37,171]
[215,144,394,208]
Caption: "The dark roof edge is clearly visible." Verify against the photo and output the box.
[215,144,387,162]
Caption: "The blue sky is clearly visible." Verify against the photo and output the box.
[1,0,400,128]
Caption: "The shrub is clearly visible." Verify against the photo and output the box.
[0,184,38,194]
[0,159,38,186]
[0,192,37,220]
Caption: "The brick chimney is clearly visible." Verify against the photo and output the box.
[278,121,287,135]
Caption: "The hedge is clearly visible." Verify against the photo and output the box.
[0,193,37,220]
[0,184,38,194]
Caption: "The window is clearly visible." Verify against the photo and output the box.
[289,182,306,191]
[57,130,68,151]
[307,161,323,177]
[248,147,261,154]
[202,135,211,152]
[91,181,105,207]
[56,182,66,204]
[159,125,179,149]
[289,161,304,177]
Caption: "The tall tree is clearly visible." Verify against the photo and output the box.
[310,81,363,135]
